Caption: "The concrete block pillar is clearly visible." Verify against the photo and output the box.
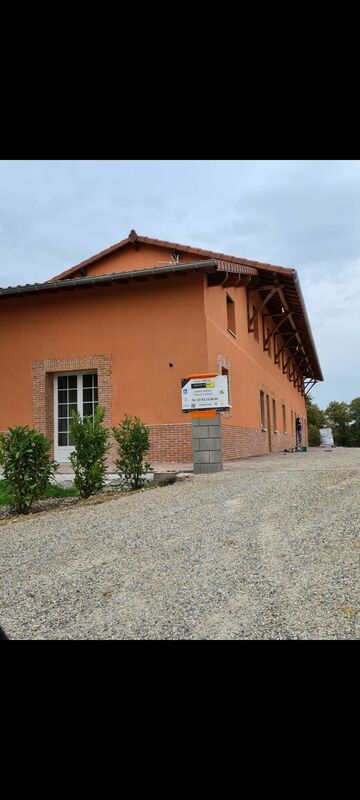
[192,413,222,474]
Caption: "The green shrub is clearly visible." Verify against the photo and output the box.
[0,426,57,513]
[308,423,320,447]
[0,480,78,506]
[113,414,151,490]
[69,406,110,498]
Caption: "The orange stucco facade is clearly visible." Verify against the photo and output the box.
[0,237,311,462]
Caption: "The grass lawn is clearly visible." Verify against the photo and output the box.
[0,480,78,506]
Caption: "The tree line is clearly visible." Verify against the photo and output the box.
[306,395,360,447]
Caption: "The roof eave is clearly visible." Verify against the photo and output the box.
[0,260,219,299]
[292,270,323,381]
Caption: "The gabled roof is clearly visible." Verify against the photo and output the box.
[49,229,295,282]
[47,229,323,381]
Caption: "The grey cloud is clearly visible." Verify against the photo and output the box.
[213,163,360,271]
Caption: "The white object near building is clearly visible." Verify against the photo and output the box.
[319,427,334,447]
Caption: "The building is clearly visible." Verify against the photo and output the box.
[0,230,323,464]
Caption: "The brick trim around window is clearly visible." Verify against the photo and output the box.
[32,355,112,456]
[217,354,232,418]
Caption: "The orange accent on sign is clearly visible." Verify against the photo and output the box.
[190,410,217,418]
[187,373,217,379]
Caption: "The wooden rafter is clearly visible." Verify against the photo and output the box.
[304,379,317,397]
[275,331,299,362]
[294,356,309,374]
[283,354,290,374]
[247,286,279,332]
[254,283,285,292]
[208,272,253,289]
[263,310,292,349]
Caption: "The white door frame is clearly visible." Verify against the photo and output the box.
[53,371,97,463]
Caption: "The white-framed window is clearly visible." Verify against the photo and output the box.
[54,372,98,462]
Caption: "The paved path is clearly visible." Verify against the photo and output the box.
[0,448,359,639]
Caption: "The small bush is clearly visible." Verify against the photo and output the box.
[0,480,78,507]
[69,406,110,498]
[113,414,151,490]
[0,426,57,513]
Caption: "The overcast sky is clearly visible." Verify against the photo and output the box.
[0,160,358,409]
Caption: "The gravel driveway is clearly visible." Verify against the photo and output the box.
[0,447,359,639]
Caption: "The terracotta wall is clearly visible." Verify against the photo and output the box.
[60,243,205,279]
[0,242,310,461]
[204,280,307,452]
[0,274,208,432]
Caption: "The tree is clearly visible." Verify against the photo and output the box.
[349,397,360,447]
[305,395,327,446]
[325,401,352,446]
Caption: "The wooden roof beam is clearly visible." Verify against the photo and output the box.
[274,331,299,361]
[262,311,293,349]
[304,379,317,397]
[247,286,279,332]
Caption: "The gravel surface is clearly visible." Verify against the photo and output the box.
[0,447,359,639]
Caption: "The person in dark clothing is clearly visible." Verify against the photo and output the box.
[0,624,9,640]
[296,416,302,447]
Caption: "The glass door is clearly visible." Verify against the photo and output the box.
[54,372,98,462]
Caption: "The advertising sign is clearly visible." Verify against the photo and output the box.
[181,375,230,412]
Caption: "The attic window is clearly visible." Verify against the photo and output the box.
[226,295,236,337]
